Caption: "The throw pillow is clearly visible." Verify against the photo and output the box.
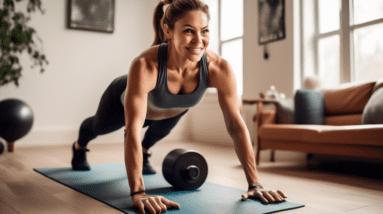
[362,87,383,124]
[294,89,325,124]
[276,98,295,124]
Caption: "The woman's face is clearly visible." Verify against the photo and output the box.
[165,10,210,62]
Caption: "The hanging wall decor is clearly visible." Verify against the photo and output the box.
[258,0,286,44]
[67,0,115,33]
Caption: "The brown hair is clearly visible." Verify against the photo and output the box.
[152,0,210,46]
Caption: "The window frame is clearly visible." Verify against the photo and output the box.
[206,0,244,95]
[219,0,244,96]
[304,0,383,86]
[217,0,244,55]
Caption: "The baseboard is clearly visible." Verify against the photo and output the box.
[12,126,189,148]
[258,150,307,163]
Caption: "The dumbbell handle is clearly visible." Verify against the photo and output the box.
[185,165,200,180]
[8,142,15,152]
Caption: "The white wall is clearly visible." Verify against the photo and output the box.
[243,0,295,100]
[0,0,167,147]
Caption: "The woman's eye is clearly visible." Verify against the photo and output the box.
[202,29,209,34]
[185,29,193,33]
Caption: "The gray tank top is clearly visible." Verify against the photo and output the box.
[121,43,210,111]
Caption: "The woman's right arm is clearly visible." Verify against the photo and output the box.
[124,56,155,195]
[124,55,180,214]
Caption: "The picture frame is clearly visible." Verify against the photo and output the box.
[67,0,115,33]
[258,0,286,44]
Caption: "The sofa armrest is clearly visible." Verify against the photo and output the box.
[242,99,277,123]
[258,110,277,125]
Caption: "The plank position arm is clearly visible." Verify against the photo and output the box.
[124,54,180,214]
[208,53,287,204]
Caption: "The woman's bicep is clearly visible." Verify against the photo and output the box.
[124,58,156,130]
[211,59,242,129]
[213,59,241,113]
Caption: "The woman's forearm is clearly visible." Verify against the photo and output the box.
[124,128,145,193]
[228,122,261,186]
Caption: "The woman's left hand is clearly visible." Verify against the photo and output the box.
[241,186,287,203]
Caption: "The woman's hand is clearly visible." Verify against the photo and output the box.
[241,186,287,204]
[132,194,180,214]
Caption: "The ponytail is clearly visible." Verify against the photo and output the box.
[152,1,171,46]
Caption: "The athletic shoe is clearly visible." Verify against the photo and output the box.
[71,142,91,171]
[142,151,156,174]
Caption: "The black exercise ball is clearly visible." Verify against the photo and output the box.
[0,99,34,142]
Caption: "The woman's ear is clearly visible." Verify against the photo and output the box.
[163,24,172,41]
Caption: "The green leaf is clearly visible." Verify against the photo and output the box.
[9,56,18,64]
[0,20,10,32]
[33,51,39,59]
[14,78,19,86]
[3,0,15,11]
[0,8,9,18]
[12,13,21,21]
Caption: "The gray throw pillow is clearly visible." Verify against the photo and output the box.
[276,98,295,124]
[362,87,383,124]
[294,89,325,125]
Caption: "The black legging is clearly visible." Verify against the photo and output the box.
[77,74,188,149]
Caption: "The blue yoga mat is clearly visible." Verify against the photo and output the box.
[34,163,304,214]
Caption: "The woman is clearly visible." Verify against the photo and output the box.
[71,0,287,213]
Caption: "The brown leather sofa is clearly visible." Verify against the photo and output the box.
[243,79,383,165]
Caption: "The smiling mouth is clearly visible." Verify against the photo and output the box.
[186,47,203,53]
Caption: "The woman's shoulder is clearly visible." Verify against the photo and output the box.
[132,45,159,71]
[127,46,160,93]
[205,50,236,90]
[133,45,160,68]
[205,50,231,75]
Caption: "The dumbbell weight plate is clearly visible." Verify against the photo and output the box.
[0,139,5,154]
[162,148,208,190]
[0,142,4,154]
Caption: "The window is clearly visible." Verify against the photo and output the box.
[302,0,383,88]
[204,0,244,96]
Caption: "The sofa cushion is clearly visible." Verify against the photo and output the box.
[259,124,383,146]
[324,114,362,126]
[322,81,375,115]
[276,98,294,124]
[362,87,383,124]
[294,90,325,125]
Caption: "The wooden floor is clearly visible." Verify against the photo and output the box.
[1,140,383,214]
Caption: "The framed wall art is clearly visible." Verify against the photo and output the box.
[67,0,115,33]
[258,0,286,44]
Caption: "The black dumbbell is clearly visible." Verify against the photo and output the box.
[162,148,208,190]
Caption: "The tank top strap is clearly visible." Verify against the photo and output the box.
[200,51,210,87]
[155,43,169,89]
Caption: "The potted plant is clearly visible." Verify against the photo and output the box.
[1,0,48,86]
[0,0,48,152]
